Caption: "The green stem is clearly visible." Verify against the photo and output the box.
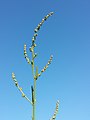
[32,49,36,120]
[33,79,36,120]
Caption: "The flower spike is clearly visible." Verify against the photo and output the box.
[12,72,32,105]
[50,100,60,120]
[37,55,53,78]
[31,12,54,48]
[24,44,31,64]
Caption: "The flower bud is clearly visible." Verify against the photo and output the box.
[47,14,49,18]
[38,74,41,77]
[39,23,42,26]
[32,37,35,41]
[22,93,25,97]
[12,73,15,79]
[37,24,40,30]
[41,69,44,72]
[33,43,37,47]
[34,33,38,37]
[34,29,38,33]
[49,12,54,16]
[44,16,47,21]
[29,47,33,52]
[19,87,22,91]
[15,82,18,86]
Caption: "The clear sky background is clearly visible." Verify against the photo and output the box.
[0,0,90,120]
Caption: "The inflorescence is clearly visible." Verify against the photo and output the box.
[12,72,32,104]
[12,11,59,120]
[24,12,54,80]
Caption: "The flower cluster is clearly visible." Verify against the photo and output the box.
[33,55,53,80]
[34,12,54,33]
[24,12,54,70]
[12,11,59,120]
[50,100,60,120]
[12,72,18,86]
[38,55,53,77]
[24,44,31,64]
[12,72,25,97]
[12,72,32,104]
[24,12,54,81]
[30,12,54,57]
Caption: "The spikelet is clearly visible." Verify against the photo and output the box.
[24,44,31,64]
[50,100,60,120]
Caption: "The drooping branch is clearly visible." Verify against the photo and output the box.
[29,12,54,62]
[12,72,32,105]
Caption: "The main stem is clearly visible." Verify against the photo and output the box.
[33,78,36,120]
[32,50,36,120]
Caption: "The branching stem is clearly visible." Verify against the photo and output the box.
[12,12,59,120]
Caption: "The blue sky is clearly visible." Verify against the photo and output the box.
[0,0,90,120]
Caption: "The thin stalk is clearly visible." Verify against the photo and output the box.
[31,49,36,120]
[33,79,36,120]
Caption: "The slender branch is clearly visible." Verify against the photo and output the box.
[34,12,54,34]
[12,72,33,105]
[50,100,60,120]
[37,55,53,78]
